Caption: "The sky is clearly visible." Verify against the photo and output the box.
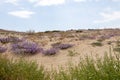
[0,0,120,32]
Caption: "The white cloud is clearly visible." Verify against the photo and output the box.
[103,7,112,12]
[94,11,120,23]
[28,0,65,6]
[5,0,19,5]
[74,0,99,2]
[27,0,39,3]
[8,10,35,19]
[74,0,87,2]
[74,0,120,2]
[112,0,120,2]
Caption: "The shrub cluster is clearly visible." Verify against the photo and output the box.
[0,36,74,56]
[113,40,120,53]
[0,46,7,53]
[91,41,103,47]
[0,51,120,80]
[52,43,73,50]
[9,36,23,43]
[0,37,23,44]
[11,42,43,55]
[0,37,10,44]
[51,53,120,80]
[97,34,115,41]
[42,48,58,55]
[41,43,73,56]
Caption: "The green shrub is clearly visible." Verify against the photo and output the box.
[52,53,120,80]
[67,50,78,57]
[113,40,120,53]
[113,47,120,53]
[116,40,120,47]
[0,55,47,80]
[0,49,120,80]
[91,42,103,47]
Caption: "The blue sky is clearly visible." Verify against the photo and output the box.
[0,0,120,32]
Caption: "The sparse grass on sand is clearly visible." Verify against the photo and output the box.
[91,41,103,47]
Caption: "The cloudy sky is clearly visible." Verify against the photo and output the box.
[0,0,120,32]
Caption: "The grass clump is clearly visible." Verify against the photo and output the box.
[116,40,120,47]
[91,41,103,47]
[113,47,120,53]
[67,50,78,56]
[52,43,73,50]
[42,48,58,56]
[113,40,120,53]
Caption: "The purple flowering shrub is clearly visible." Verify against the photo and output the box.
[0,37,23,44]
[0,46,7,53]
[58,44,73,49]
[9,36,23,43]
[11,42,43,55]
[42,48,58,55]
[0,37,11,44]
[52,43,73,50]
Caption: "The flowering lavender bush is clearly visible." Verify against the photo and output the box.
[52,43,73,50]
[58,44,73,49]
[0,37,11,44]
[42,48,58,55]
[11,42,43,55]
[0,46,7,53]
[97,35,111,41]
[0,37,23,44]
[9,36,23,43]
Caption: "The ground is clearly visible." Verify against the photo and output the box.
[0,29,120,70]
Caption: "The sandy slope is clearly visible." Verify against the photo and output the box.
[1,29,120,70]
[4,37,118,70]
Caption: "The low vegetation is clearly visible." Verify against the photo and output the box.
[0,46,7,53]
[52,43,73,50]
[0,49,120,80]
[113,40,120,53]
[42,48,58,55]
[113,47,120,53]
[0,37,11,44]
[91,41,103,47]
[0,37,23,44]
[11,42,43,55]
[67,50,78,56]
[0,29,120,79]
[0,55,47,80]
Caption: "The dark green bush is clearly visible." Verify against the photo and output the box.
[91,42,103,47]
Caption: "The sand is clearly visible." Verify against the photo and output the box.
[1,29,120,70]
